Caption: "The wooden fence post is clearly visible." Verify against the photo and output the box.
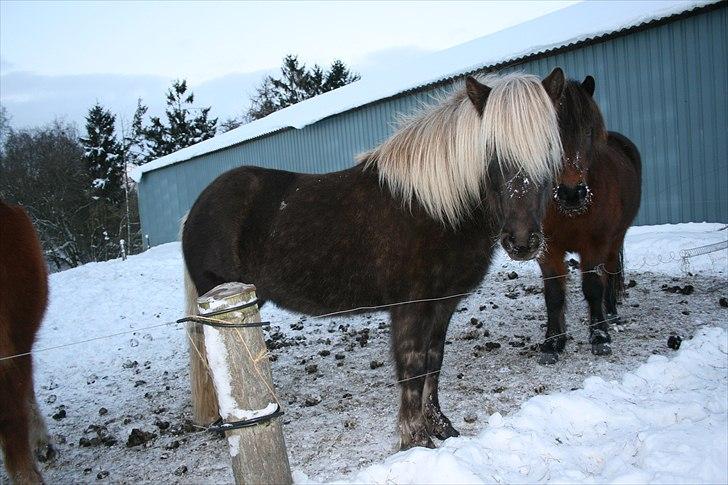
[197,282,292,485]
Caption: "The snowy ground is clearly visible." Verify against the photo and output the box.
[1,223,726,484]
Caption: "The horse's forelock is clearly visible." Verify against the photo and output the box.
[561,80,607,142]
[363,85,487,227]
[364,72,562,227]
[482,73,563,184]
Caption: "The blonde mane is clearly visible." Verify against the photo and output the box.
[361,72,562,227]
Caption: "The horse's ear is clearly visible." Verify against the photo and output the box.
[465,76,491,115]
[581,75,595,97]
[542,67,565,103]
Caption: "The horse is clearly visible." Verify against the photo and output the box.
[538,75,642,365]
[0,201,54,484]
[182,69,566,450]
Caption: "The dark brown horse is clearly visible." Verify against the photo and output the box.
[538,76,642,364]
[0,201,54,484]
[183,69,567,449]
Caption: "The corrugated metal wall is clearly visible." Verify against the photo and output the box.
[138,5,727,245]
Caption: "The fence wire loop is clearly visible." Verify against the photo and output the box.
[207,404,284,433]
[177,315,270,329]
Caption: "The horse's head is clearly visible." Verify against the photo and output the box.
[465,68,565,261]
[553,76,607,215]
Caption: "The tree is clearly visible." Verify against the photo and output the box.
[80,103,123,203]
[0,121,96,269]
[80,103,132,261]
[144,80,217,159]
[0,105,10,151]
[246,55,360,121]
[116,100,149,255]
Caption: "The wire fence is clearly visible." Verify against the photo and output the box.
[1,240,725,364]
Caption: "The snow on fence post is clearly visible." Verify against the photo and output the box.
[196,282,292,485]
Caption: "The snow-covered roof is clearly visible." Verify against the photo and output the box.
[131,0,714,182]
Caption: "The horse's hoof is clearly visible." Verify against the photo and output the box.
[36,443,57,463]
[539,351,559,365]
[589,328,611,345]
[433,423,460,440]
[591,342,612,356]
[425,408,460,440]
[540,336,566,354]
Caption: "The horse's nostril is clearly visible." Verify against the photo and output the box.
[500,234,515,251]
[576,185,588,200]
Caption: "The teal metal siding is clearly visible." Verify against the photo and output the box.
[139,5,727,245]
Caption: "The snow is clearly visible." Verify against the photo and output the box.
[130,0,714,182]
[3,222,725,483]
[336,326,727,484]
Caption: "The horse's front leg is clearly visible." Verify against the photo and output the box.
[538,251,568,364]
[391,306,434,450]
[422,302,459,441]
[581,254,612,355]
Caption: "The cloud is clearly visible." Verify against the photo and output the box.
[354,45,433,76]
[0,46,427,131]
[0,57,14,72]
[0,70,271,130]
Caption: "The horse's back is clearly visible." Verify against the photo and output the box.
[182,166,299,295]
[0,201,48,355]
[605,131,642,225]
[608,131,642,176]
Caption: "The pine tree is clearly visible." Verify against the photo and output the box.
[145,80,217,159]
[80,103,122,203]
[246,55,360,121]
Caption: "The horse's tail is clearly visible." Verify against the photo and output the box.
[616,244,626,301]
[181,214,219,425]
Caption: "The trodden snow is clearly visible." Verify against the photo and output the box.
[5,222,726,483]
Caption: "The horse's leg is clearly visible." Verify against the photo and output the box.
[28,387,55,462]
[581,251,612,356]
[422,301,459,441]
[538,249,568,364]
[603,240,626,327]
[0,357,43,484]
[391,305,434,450]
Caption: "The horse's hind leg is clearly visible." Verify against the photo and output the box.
[28,390,55,463]
[538,250,568,364]
[0,358,43,484]
[581,252,612,356]
[603,241,626,327]
[422,302,459,441]
[390,305,434,450]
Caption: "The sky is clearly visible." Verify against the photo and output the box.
[0,1,577,130]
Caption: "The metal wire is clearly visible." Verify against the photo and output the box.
[1,247,723,363]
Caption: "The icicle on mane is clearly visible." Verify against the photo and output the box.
[361,72,562,227]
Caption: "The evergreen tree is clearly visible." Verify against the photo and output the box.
[125,99,149,167]
[145,80,217,159]
[80,103,122,203]
[246,55,360,121]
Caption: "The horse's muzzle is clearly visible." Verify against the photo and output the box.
[500,232,543,261]
[555,183,590,215]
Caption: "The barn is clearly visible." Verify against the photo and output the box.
[130,0,727,247]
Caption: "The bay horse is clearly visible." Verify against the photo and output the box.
[538,76,642,365]
[0,201,54,484]
[182,69,566,449]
